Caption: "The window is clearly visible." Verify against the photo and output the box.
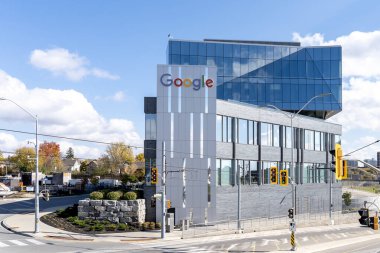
[250,161,258,184]
[304,130,314,150]
[216,115,222,142]
[321,133,325,151]
[238,119,248,144]
[145,114,156,140]
[315,131,321,151]
[261,123,272,146]
[227,117,233,142]
[316,163,326,183]
[283,126,292,148]
[303,163,313,183]
[221,159,233,186]
[273,124,280,147]
[238,160,245,185]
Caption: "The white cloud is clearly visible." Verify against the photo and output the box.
[30,48,119,81]
[293,30,380,78]
[0,70,141,158]
[293,30,380,160]
[112,91,125,102]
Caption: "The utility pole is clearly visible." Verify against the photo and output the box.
[237,163,241,233]
[161,141,166,239]
[329,163,333,224]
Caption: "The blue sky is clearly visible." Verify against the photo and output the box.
[1,0,380,159]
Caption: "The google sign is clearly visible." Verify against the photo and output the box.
[160,74,214,90]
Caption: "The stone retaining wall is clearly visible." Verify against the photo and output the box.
[78,199,145,223]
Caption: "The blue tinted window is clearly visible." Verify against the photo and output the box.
[322,48,330,60]
[249,46,258,58]
[171,54,180,64]
[224,58,233,76]
[181,42,190,55]
[282,60,290,77]
[198,56,206,65]
[266,46,274,59]
[331,60,341,78]
[190,42,198,55]
[216,44,223,57]
[190,56,198,65]
[274,47,282,59]
[322,61,330,78]
[170,41,180,54]
[181,55,189,65]
[331,47,341,60]
[241,45,249,58]
[233,45,241,58]
[313,48,322,60]
[198,43,206,55]
[207,43,216,56]
[297,49,306,60]
[257,46,266,59]
[224,44,233,57]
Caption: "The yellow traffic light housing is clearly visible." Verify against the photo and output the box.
[280,170,288,186]
[342,160,348,180]
[270,166,278,184]
[151,167,158,184]
[335,143,343,180]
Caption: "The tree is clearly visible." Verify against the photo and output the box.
[95,155,111,176]
[10,147,36,172]
[342,192,352,206]
[65,147,74,159]
[39,141,63,174]
[106,142,135,175]
[135,153,144,162]
[80,160,89,173]
[0,150,3,160]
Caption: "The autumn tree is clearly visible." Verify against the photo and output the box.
[65,147,74,159]
[106,142,135,175]
[10,147,36,172]
[39,141,63,173]
[95,155,111,176]
[80,160,89,173]
[135,153,144,162]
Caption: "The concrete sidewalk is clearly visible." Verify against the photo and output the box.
[2,212,182,242]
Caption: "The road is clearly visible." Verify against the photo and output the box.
[0,196,379,253]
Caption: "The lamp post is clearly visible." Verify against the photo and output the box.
[0,97,39,233]
[267,92,331,251]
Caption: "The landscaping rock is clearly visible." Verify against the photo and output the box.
[78,199,90,206]
[90,200,103,206]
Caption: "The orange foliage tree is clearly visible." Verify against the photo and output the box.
[39,141,63,173]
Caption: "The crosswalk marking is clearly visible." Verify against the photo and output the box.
[8,240,28,246]
[26,239,45,245]
[0,242,9,247]
[301,236,309,242]
[281,238,288,244]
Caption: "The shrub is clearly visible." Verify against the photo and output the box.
[67,216,78,223]
[149,222,155,230]
[107,191,122,200]
[90,191,104,200]
[124,191,137,200]
[105,224,117,231]
[143,222,150,230]
[94,223,104,231]
[57,205,78,218]
[121,174,138,184]
[342,192,352,206]
[117,223,128,231]
[73,220,86,228]
[155,222,161,229]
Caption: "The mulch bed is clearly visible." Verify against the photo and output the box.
[40,212,138,234]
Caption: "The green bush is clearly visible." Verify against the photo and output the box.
[143,222,150,230]
[94,223,104,231]
[90,191,104,200]
[117,223,128,231]
[342,192,352,206]
[73,220,86,228]
[107,191,122,200]
[155,222,161,229]
[124,191,137,200]
[67,216,78,223]
[149,222,155,230]
[105,224,117,231]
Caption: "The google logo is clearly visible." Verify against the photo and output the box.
[160,74,214,91]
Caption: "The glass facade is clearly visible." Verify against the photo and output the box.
[168,40,342,119]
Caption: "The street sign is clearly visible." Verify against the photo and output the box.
[289,221,296,232]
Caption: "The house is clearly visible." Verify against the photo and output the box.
[62,158,80,172]
[87,160,98,175]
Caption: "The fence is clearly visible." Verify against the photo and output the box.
[181,211,359,239]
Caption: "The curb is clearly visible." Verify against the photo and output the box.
[1,218,33,238]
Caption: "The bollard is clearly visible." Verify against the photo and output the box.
[291,231,296,251]
[374,215,379,230]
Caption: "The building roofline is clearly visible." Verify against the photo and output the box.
[204,38,300,47]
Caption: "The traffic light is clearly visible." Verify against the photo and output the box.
[330,143,343,180]
[342,160,348,180]
[270,166,278,184]
[280,170,288,186]
[288,208,294,219]
[151,167,158,184]
[358,208,369,226]
[167,199,171,209]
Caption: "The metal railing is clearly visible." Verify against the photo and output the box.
[181,211,359,239]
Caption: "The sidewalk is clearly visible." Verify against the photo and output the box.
[2,212,182,242]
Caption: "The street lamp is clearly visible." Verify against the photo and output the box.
[266,92,332,250]
[0,97,40,233]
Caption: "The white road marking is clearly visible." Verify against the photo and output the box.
[26,239,45,245]
[226,243,237,251]
[301,236,309,242]
[8,240,27,246]
[0,242,9,247]
[281,238,288,244]
[324,234,333,240]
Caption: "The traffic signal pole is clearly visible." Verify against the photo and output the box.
[161,141,166,239]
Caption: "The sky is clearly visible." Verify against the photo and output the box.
[0,0,380,160]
